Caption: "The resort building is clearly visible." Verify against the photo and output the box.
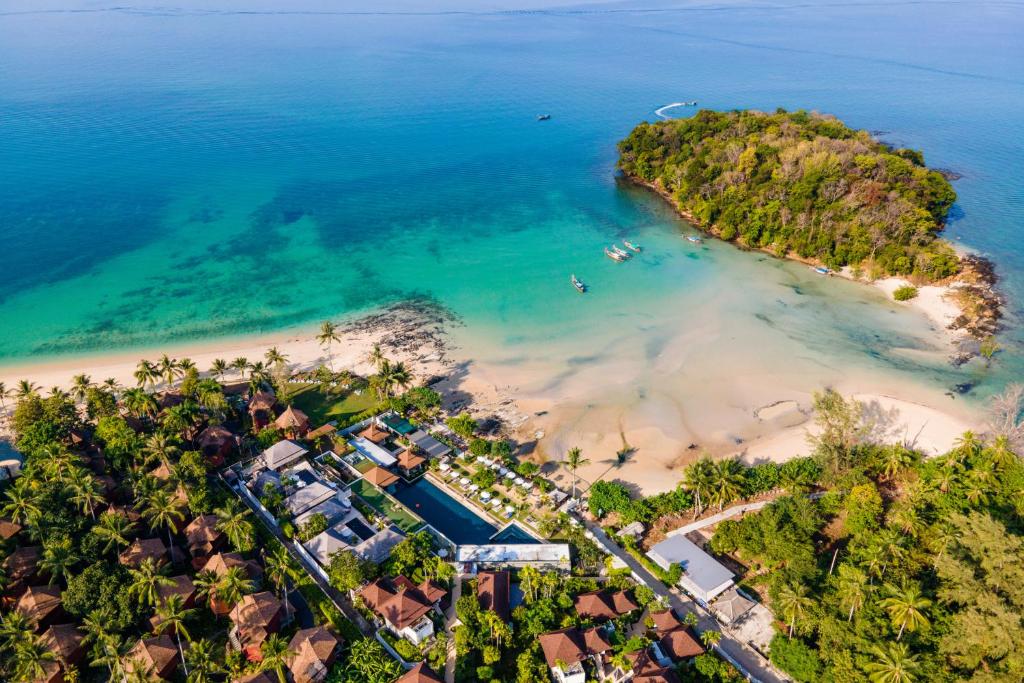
[3,545,41,595]
[229,591,288,660]
[573,589,639,622]
[396,662,445,683]
[258,439,308,471]
[406,429,451,459]
[17,586,64,631]
[357,576,448,646]
[456,543,571,572]
[363,465,400,490]
[274,405,310,438]
[119,537,169,567]
[287,626,342,683]
[184,514,227,561]
[150,576,198,631]
[248,391,278,430]
[712,587,755,625]
[396,448,427,478]
[537,626,613,683]
[647,535,734,605]
[477,569,511,622]
[124,634,178,680]
[42,623,86,673]
[197,424,237,464]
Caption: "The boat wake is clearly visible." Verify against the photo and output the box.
[654,102,685,119]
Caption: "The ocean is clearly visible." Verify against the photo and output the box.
[1,0,1022,412]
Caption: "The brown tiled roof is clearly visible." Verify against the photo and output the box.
[397,662,444,683]
[198,425,235,448]
[582,627,613,654]
[417,580,446,605]
[574,590,638,621]
[358,580,395,611]
[0,518,21,540]
[538,628,588,669]
[658,627,704,661]
[288,626,341,683]
[274,405,309,430]
[156,575,197,606]
[17,585,62,623]
[119,538,167,567]
[477,570,510,622]
[124,634,177,679]
[629,650,681,682]
[4,545,40,579]
[233,673,277,683]
[306,424,337,440]
[248,391,277,412]
[649,610,682,635]
[229,592,283,648]
[378,587,434,629]
[364,466,399,487]
[398,449,426,470]
[43,623,84,663]
[359,576,447,630]
[357,424,388,444]
[202,552,262,579]
[185,515,224,555]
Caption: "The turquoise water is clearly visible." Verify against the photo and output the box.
[1,0,1023,402]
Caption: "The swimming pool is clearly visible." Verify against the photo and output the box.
[392,478,499,546]
[346,518,376,541]
[491,523,539,545]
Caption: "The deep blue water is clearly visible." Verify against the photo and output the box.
[392,478,499,545]
[1,0,1022,403]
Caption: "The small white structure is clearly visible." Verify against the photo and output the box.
[648,535,734,604]
[350,436,397,468]
[456,543,571,571]
[259,440,308,471]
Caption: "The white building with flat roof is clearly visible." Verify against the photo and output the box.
[350,436,397,468]
[648,535,734,604]
[456,543,571,571]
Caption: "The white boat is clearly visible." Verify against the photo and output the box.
[623,240,642,252]
[537,114,551,121]
[571,274,586,293]
[813,266,831,275]
[605,247,627,262]
[686,235,703,244]
[611,244,631,259]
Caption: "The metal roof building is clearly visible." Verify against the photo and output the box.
[647,535,734,604]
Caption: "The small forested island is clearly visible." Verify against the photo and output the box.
[618,109,1003,341]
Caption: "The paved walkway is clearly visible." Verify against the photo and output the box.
[666,500,774,538]
[443,574,465,683]
[580,518,788,683]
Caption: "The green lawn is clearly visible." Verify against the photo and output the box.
[350,479,423,533]
[352,458,375,474]
[285,383,377,427]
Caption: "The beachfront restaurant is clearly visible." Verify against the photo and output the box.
[647,535,734,605]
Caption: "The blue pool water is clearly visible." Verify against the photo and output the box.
[392,478,500,546]
[491,524,540,545]
[345,518,376,542]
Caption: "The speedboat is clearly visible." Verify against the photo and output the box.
[686,235,703,244]
[623,240,642,252]
[611,244,632,259]
[605,247,627,262]
[571,274,586,293]
[537,114,551,121]
[813,266,831,275]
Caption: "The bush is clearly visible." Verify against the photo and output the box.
[446,413,477,438]
[893,284,918,301]
[769,633,822,682]
[469,438,490,457]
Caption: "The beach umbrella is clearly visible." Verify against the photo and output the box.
[459,477,470,486]
[505,471,516,480]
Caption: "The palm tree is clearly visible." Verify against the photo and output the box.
[520,565,541,603]
[264,547,297,624]
[162,402,200,441]
[124,654,162,683]
[178,358,196,375]
[12,633,57,682]
[184,638,222,683]
[835,564,869,621]
[154,594,197,676]
[14,380,39,399]
[565,447,589,499]
[68,470,104,520]
[134,360,159,389]
[122,388,159,420]
[710,458,745,510]
[2,482,41,525]
[92,510,135,555]
[70,374,93,402]
[128,557,174,607]
[265,347,288,369]
[40,537,79,586]
[700,630,722,648]
[248,361,271,391]
[879,583,931,641]
[367,343,385,370]
[103,377,122,395]
[259,634,292,683]
[156,355,179,387]
[317,321,341,371]
[141,489,186,550]
[144,433,180,469]
[682,457,716,519]
[374,358,411,399]
[774,581,814,639]
[196,567,253,616]
[228,358,248,380]
[214,500,254,552]
[878,445,913,481]
[0,381,9,410]
[863,642,920,683]
[209,359,228,381]
[0,610,34,652]
[986,434,1017,469]
[81,616,125,682]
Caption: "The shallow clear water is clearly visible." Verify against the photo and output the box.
[1,0,1022,403]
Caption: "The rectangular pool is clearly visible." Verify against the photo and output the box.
[392,478,499,546]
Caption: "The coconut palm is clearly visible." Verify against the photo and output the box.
[128,557,174,607]
[0,610,34,652]
[0,381,9,410]
[41,446,76,484]
[775,581,814,639]
[248,361,271,390]
[124,654,162,683]
[184,638,222,683]
[374,358,411,399]
[209,359,229,381]
[92,510,135,555]
[700,630,722,648]
[40,537,79,586]
[214,500,255,552]
[12,633,57,682]
[367,343,385,370]
[682,457,716,519]
[144,433,180,469]
[122,388,159,420]
[265,346,288,369]
[835,564,869,621]
[178,358,196,375]
[231,357,250,379]
[879,582,931,641]
[986,434,1017,469]
[710,458,745,511]
[216,566,254,609]
[156,355,180,387]
[70,374,93,402]
[317,321,341,371]
[257,634,291,683]
[134,360,159,389]
[81,616,125,681]
[2,483,41,526]
[195,379,227,415]
[141,489,186,550]
[68,470,104,520]
[154,594,198,676]
[864,642,920,683]
[565,447,589,499]
[14,380,39,399]
[520,565,541,603]
[162,402,200,440]
[264,546,298,624]
[878,445,914,481]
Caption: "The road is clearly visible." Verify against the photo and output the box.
[580,518,788,683]
[443,575,465,683]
